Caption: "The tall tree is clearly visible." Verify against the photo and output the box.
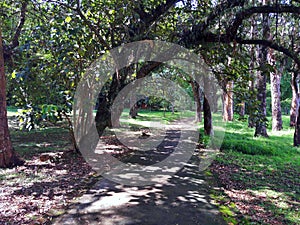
[290,71,299,127]
[0,1,28,168]
[191,81,202,122]
[254,3,270,137]
[0,28,23,168]
[269,48,283,131]
[223,80,234,122]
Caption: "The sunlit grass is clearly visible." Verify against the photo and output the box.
[209,114,300,224]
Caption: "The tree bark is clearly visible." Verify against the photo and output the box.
[203,95,213,136]
[129,93,138,119]
[292,70,300,146]
[269,49,283,131]
[248,12,257,128]
[222,81,234,122]
[290,73,299,127]
[0,28,23,168]
[203,76,213,136]
[254,10,269,137]
[191,81,202,122]
[239,101,245,117]
[294,103,300,146]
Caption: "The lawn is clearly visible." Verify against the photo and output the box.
[208,115,300,225]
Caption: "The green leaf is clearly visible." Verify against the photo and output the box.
[65,16,72,23]
[108,9,115,15]
[11,71,16,79]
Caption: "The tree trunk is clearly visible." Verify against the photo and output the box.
[254,10,269,137]
[203,95,213,136]
[239,101,245,118]
[248,12,258,128]
[129,94,138,119]
[290,72,298,127]
[294,103,300,146]
[292,70,300,146]
[95,98,112,136]
[203,76,213,136]
[0,28,23,168]
[222,81,234,121]
[191,81,202,122]
[269,49,283,131]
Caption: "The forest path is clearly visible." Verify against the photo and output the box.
[53,118,226,225]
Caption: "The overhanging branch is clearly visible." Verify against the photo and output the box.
[228,5,300,37]
[235,38,300,69]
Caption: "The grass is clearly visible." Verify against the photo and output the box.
[207,115,300,224]
[10,127,70,158]
[118,108,195,128]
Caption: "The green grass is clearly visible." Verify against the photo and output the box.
[11,127,70,158]
[208,115,300,224]
[118,108,195,128]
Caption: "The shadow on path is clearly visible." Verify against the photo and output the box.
[53,119,225,225]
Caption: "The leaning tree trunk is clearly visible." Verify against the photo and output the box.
[254,10,269,137]
[191,81,202,122]
[0,28,23,168]
[222,80,234,122]
[290,72,299,127]
[269,49,283,131]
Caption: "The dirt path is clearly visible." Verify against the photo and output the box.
[53,118,226,225]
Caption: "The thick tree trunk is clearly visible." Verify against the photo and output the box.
[191,81,202,122]
[290,72,298,127]
[95,98,112,136]
[270,71,282,131]
[222,81,234,121]
[203,95,213,136]
[269,49,283,131]
[254,10,269,137]
[203,76,213,136]
[0,28,23,168]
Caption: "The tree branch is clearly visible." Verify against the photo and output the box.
[46,0,110,49]
[202,0,246,31]
[235,38,300,68]
[10,1,28,49]
[139,0,179,27]
[228,5,300,37]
